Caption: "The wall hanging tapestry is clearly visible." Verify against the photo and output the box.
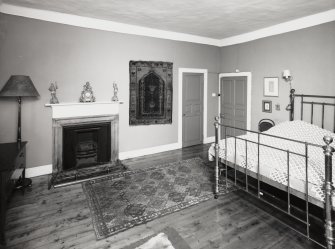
[129,61,173,125]
[82,157,237,240]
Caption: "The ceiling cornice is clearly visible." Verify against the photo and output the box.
[219,9,335,46]
[0,3,334,47]
[0,3,221,46]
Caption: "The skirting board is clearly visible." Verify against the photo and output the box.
[26,164,52,178]
[203,136,215,144]
[26,137,215,177]
[119,142,181,160]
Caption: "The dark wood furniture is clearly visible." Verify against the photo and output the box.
[0,142,27,246]
[258,119,275,132]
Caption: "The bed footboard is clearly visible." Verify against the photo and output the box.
[213,116,335,248]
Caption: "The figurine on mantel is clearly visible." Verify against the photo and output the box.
[111,82,119,102]
[79,82,96,102]
[48,82,59,104]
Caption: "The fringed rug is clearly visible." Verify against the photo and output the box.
[82,157,235,239]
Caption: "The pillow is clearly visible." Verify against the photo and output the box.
[264,120,335,146]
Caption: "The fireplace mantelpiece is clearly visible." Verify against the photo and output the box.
[46,102,120,174]
[45,101,121,119]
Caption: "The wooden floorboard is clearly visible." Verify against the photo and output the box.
[3,144,322,249]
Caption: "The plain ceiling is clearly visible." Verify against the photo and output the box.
[2,0,335,39]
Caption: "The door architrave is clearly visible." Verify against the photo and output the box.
[178,68,208,148]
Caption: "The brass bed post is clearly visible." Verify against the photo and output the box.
[323,135,335,249]
[214,116,220,199]
[289,89,295,121]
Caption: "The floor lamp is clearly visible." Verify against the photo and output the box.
[0,75,40,188]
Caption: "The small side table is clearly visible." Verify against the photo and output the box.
[0,142,28,246]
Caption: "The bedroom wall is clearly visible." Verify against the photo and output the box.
[220,21,335,131]
[0,13,221,168]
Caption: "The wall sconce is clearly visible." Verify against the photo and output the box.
[282,69,293,89]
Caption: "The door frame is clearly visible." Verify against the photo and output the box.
[218,72,252,130]
[178,68,208,148]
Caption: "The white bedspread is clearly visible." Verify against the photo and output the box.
[208,120,335,203]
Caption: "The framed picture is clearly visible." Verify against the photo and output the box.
[262,100,272,113]
[264,77,279,97]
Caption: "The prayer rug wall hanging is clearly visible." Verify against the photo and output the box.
[129,61,173,125]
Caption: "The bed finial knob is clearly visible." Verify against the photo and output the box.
[324,136,334,146]
[290,89,295,94]
[323,136,335,156]
[214,116,220,128]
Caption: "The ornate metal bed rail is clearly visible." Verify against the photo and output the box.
[289,89,335,132]
[213,89,335,248]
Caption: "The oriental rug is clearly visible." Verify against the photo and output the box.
[121,227,191,249]
[83,157,235,240]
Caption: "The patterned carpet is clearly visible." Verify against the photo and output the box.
[83,157,235,239]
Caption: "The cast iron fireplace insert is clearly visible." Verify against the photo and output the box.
[62,122,111,171]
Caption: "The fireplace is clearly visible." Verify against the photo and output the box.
[52,115,119,173]
[62,122,111,170]
[46,102,121,187]
[46,102,121,175]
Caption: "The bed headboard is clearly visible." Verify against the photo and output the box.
[289,88,335,132]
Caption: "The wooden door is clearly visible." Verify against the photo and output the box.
[220,76,247,138]
[182,73,204,147]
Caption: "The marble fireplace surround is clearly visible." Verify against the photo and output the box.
[46,102,119,173]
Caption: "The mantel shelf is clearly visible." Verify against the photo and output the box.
[45,101,122,119]
[45,101,123,107]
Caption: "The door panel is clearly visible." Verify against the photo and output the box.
[182,73,204,147]
[221,79,234,127]
[184,116,202,143]
[234,78,247,127]
[193,104,202,114]
[220,78,234,138]
[185,79,201,101]
[220,76,247,138]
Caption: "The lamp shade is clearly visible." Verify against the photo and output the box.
[0,75,40,97]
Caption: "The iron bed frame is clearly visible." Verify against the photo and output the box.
[213,88,335,248]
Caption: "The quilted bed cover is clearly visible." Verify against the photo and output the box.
[208,120,335,204]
